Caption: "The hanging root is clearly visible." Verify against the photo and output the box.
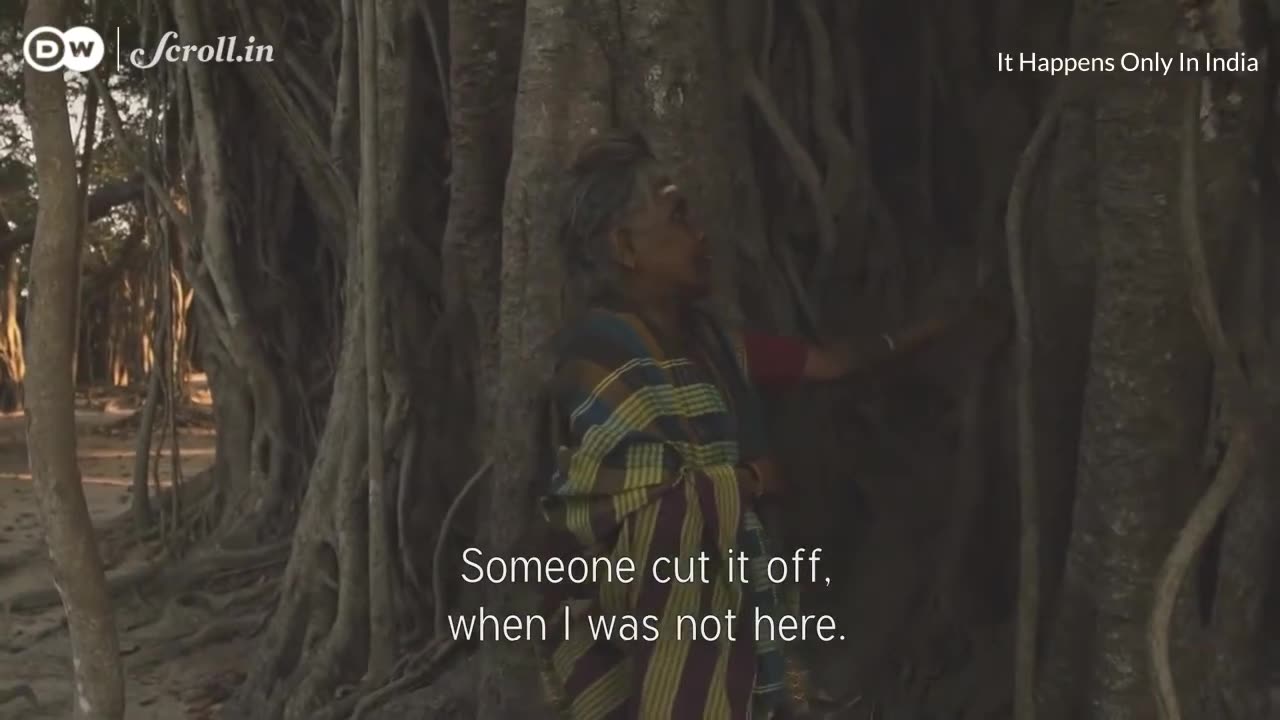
[278,415,373,720]
[797,0,855,211]
[743,64,838,291]
[1150,427,1253,720]
[1004,81,1068,720]
[296,457,490,720]
[0,684,37,709]
[350,639,458,719]
[126,615,265,669]
[125,576,279,635]
[2,560,164,614]
[308,639,459,720]
[396,425,424,599]
[433,459,493,639]
[1149,74,1258,720]
[0,541,288,615]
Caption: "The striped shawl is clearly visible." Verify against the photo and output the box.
[537,308,790,719]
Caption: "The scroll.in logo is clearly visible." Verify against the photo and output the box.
[22,26,105,72]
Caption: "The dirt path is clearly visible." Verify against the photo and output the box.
[0,378,249,719]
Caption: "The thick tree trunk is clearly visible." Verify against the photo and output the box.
[476,1,613,715]
[222,4,418,716]
[611,0,783,327]
[442,0,522,451]
[1041,2,1211,716]
[476,4,801,714]
[21,0,126,716]
[413,0,523,651]
[224,244,369,719]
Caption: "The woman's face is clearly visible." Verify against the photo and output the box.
[614,179,711,301]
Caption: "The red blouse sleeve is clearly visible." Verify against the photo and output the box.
[742,331,808,387]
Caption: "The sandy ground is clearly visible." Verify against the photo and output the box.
[0,377,249,719]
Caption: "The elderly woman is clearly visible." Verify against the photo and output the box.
[537,131,970,719]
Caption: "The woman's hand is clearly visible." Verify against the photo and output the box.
[738,458,782,499]
[801,344,848,381]
[802,336,892,381]
[802,283,1011,382]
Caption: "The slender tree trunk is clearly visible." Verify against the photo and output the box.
[0,246,24,412]
[0,206,24,409]
[359,0,394,680]
[71,67,100,391]
[1004,82,1067,720]
[21,0,125,716]
[132,366,161,530]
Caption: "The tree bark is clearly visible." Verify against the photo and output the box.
[21,0,126,716]
[442,0,523,452]
[476,1,612,715]
[611,0,783,326]
[1042,2,1211,716]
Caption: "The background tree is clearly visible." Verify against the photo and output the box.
[21,0,126,716]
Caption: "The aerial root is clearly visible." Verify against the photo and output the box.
[115,579,278,665]
[134,473,220,549]
[1,541,287,631]
[2,560,164,613]
[125,590,219,638]
[307,638,459,720]
[125,614,264,668]
[209,576,280,612]
[131,577,271,629]
[5,617,67,653]
[0,683,37,708]
[351,639,458,720]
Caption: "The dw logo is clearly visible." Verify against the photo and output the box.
[22,26,105,72]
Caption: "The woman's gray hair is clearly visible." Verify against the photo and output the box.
[560,130,667,302]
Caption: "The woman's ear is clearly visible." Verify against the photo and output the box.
[610,227,637,270]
